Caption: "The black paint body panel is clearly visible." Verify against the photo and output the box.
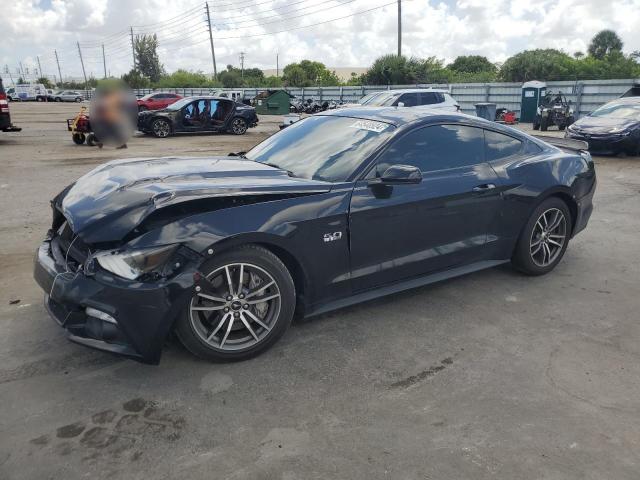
[34,108,596,363]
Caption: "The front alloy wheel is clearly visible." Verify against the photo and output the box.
[152,119,171,138]
[176,245,295,361]
[230,117,248,135]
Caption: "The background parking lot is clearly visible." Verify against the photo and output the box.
[1,102,639,479]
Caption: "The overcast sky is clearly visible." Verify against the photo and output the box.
[2,0,640,82]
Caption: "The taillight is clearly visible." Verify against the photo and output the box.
[0,98,9,113]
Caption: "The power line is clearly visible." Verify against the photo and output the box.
[213,1,402,40]
[212,0,359,30]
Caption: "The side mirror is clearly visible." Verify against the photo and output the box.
[371,165,422,185]
[397,101,405,107]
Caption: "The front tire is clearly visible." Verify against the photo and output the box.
[55,97,61,102]
[512,197,572,276]
[72,133,85,144]
[230,117,248,135]
[175,245,296,362]
[151,118,171,138]
[540,116,549,131]
[75,97,82,103]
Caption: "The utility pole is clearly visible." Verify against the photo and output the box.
[4,65,14,85]
[54,50,63,85]
[36,56,43,79]
[205,2,218,79]
[102,44,107,78]
[77,41,88,89]
[397,0,402,57]
[130,27,136,70]
[239,51,245,78]
[276,52,279,78]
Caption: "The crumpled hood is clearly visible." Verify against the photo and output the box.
[572,116,639,132]
[60,156,331,243]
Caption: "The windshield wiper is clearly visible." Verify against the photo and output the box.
[264,162,296,177]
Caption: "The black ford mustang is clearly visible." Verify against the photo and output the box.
[34,108,596,363]
[137,96,258,137]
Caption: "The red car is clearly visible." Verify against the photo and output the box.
[137,92,182,111]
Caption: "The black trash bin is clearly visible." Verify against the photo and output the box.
[475,103,497,121]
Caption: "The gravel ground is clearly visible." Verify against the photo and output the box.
[1,102,639,480]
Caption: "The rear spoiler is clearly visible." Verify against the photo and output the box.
[532,135,589,152]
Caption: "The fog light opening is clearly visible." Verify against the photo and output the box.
[85,307,117,325]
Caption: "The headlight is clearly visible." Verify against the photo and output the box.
[94,245,178,280]
[608,126,628,134]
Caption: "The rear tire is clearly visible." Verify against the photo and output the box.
[175,245,296,362]
[72,133,86,145]
[512,197,572,276]
[55,97,61,102]
[75,97,82,103]
[230,117,248,135]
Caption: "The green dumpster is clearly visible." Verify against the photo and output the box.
[253,90,293,115]
[520,81,546,123]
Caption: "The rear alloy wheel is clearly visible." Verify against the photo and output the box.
[512,197,571,275]
[152,118,171,138]
[230,117,248,135]
[176,245,295,361]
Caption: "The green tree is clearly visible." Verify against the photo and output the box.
[122,69,151,88]
[360,55,422,85]
[499,49,575,81]
[154,69,218,88]
[448,55,497,75]
[282,60,340,87]
[37,76,53,88]
[588,30,623,60]
[134,34,164,82]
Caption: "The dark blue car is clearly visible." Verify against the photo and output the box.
[566,97,640,155]
[34,108,596,363]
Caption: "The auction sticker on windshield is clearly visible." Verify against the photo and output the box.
[349,119,389,133]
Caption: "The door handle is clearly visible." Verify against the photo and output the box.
[472,183,496,192]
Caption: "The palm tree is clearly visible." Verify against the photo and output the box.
[588,30,624,59]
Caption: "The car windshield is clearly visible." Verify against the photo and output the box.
[165,98,195,111]
[358,92,383,105]
[140,93,155,100]
[366,92,400,106]
[245,115,395,182]
[590,103,640,120]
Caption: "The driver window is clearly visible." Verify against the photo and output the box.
[375,124,485,175]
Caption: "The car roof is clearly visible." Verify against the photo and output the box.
[377,88,451,94]
[319,106,494,128]
[608,96,640,105]
[181,96,232,101]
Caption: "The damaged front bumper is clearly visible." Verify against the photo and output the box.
[33,237,197,364]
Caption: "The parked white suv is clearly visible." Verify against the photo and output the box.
[356,88,459,112]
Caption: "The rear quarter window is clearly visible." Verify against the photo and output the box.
[484,130,523,161]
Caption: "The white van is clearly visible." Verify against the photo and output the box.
[7,83,47,101]
[211,89,244,103]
